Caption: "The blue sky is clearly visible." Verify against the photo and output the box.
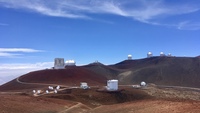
[0,0,200,84]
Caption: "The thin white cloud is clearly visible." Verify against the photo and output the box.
[0,48,43,53]
[178,21,200,30]
[0,48,44,57]
[0,62,53,85]
[0,52,21,57]
[0,0,200,30]
[0,62,53,70]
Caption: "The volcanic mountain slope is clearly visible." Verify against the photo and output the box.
[0,66,107,91]
[82,62,121,79]
[110,56,200,88]
[1,56,200,91]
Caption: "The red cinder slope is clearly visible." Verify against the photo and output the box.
[0,66,107,91]
[19,66,107,85]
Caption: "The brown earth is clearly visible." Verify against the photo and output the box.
[0,93,76,113]
[109,56,200,88]
[88,100,200,113]
[0,56,200,113]
[0,86,200,113]
[0,66,107,91]
[19,66,107,86]
[1,56,200,91]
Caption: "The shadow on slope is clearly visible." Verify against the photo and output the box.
[45,88,152,108]
[82,62,121,79]
[112,57,200,88]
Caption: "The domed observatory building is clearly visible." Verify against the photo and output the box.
[65,60,76,66]
[54,58,65,69]
[160,52,165,56]
[147,52,153,58]
[168,53,172,57]
[128,54,132,60]
[140,81,146,86]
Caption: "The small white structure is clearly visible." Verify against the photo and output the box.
[168,53,172,57]
[33,90,36,94]
[56,85,60,90]
[65,60,76,66]
[46,90,49,94]
[54,58,65,69]
[140,81,146,86]
[128,55,132,60]
[107,80,118,91]
[80,82,89,89]
[54,90,57,93]
[37,90,41,94]
[160,52,165,56]
[48,86,54,90]
[147,52,153,58]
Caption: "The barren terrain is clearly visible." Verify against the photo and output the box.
[0,56,200,113]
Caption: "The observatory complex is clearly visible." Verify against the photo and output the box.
[54,58,76,69]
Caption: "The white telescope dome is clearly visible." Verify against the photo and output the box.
[128,54,132,60]
[140,81,146,86]
[160,52,165,56]
[65,60,75,63]
[65,60,76,66]
[147,52,153,58]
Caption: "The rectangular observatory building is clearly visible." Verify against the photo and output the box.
[107,80,118,91]
[54,58,65,69]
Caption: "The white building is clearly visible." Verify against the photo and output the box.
[54,58,65,69]
[128,55,132,60]
[160,52,165,56]
[80,82,89,89]
[107,80,118,91]
[147,52,153,58]
[140,81,146,86]
[65,60,76,66]
[168,53,172,57]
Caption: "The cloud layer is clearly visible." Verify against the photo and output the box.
[0,48,43,57]
[0,62,53,85]
[1,0,200,30]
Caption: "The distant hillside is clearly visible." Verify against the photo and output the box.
[111,57,200,88]
[82,62,120,79]
[1,56,200,91]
